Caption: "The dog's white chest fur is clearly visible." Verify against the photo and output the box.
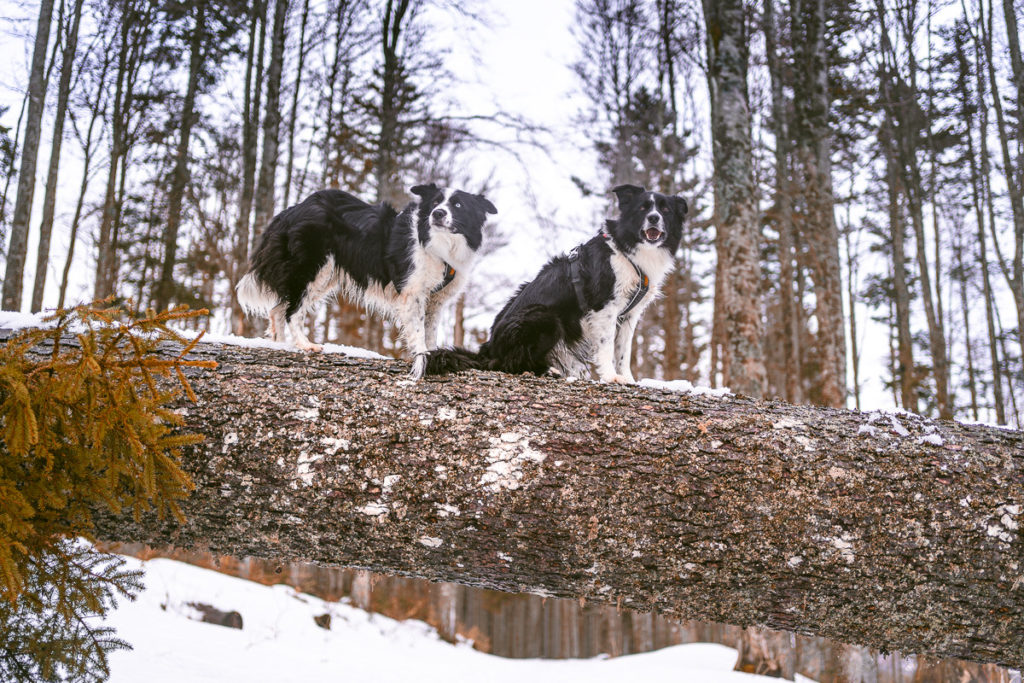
[551,242,674,381]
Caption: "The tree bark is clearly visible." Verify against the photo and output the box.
[30,0,84,313]
[61,338,1024,669]
[702,0,767,399]
[2,0,55,311]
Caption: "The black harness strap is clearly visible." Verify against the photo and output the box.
[432,262,457,294]
[568,246,588,312]
[567,240,650,322]
[616,259,650,324]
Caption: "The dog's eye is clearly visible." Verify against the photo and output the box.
[454,202,462,208]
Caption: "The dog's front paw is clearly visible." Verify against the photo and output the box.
[295,340,324,352]
[601,373,632,385]
[408,353,428,380]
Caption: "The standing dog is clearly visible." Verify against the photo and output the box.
[236,183,496,378]
[425,184,686,383]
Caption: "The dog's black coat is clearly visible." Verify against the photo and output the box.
[237,183,495,364]
[426,185,687,381]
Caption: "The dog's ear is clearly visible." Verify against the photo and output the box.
[671,196,689,218]
[410,183,439,200]
[612,184,645,208]
[477,194,498,215]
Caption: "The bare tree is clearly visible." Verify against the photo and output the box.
[153,2,208,313]
[252,0,290,241]
[30,0,85,313]
[2,0,55,311]
[230,0,267,334]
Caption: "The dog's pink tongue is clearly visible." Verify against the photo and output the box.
[645,228,663,241]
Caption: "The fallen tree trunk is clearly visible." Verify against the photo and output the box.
[78,340,1022,667]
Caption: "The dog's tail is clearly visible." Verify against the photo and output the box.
[236,272,280,317]
[424,345,490,376]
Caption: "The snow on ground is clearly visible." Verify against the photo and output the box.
[0,310,385,360]
[105,556,812,683]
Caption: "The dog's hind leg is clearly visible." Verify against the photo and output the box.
[269,304,287,343]
[287,311,322,352]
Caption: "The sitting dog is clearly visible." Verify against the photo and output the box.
[425,184,686,383]
[236,183,496,378]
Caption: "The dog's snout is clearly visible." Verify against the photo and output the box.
[432,208,447,222]
[646,213,661,225]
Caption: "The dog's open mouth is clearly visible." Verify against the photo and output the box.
[643,227,665,243]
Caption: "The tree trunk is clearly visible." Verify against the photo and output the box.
[956,236,979,422]
[764,0,800,405]
[282,0,310,209]
[57,337,1024,669]
[2,0,55,311]
[876,3,951,418]
[230,0,266,336]
[153,2,205,313]
[734,627,796,678]
[957,24,1005,424]
[881,110,917,413]
[702,0,767,399]
[94,0,153,301]
[252,0,288,241]
[980,0,1024,361]
[791,0,846,409]
[30,0,84,313]
[375,0,413,207]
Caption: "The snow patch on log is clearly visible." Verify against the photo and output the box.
[639,378,732,398]
[480,431,546,492]
[418,536,443,548]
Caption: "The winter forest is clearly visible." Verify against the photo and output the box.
[1,0,1024,681]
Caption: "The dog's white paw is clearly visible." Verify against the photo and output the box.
[601,374,632,385]
[295,341,323,352]
[408,353,428,380]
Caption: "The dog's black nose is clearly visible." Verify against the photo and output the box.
[647,213,660,225]
[432,208,447,222]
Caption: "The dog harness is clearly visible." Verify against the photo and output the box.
[567,239,650,324]
[432,262,457,294]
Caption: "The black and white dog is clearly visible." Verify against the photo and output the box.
[425,184,686,383]
[236,183,497,378]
